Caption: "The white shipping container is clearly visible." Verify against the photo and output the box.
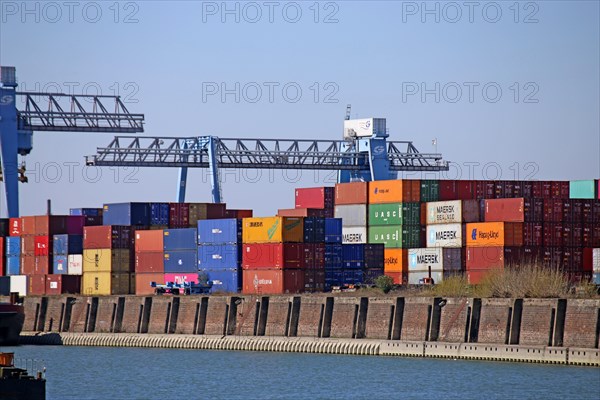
[335,205,367,227]
[427,200,462,225]
[426,224,463,248]
[408,271,443,285]
[594,248,600,272]
[10,275,27,296]
[342,226,368,244]
[408,248,444,272]
[343,118,386,139]
[68,254,83,275]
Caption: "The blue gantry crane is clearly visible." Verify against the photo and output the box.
[0,66,145,217]
[86,111,449,203]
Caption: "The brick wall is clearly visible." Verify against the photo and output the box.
[204,296,228,335]
[478,298,512,344]
[41,297,65,332]
[147,297,171,334]
[69,297,91,333]
[330,297,359,338]
[519,299,555,346]
[438,298,470,343]
[175,297,202,334]
[401,297,432,341]
[264,298,291,337]
[121,297,146,333]
[234,296,258,336]
[297,297,325,337]
[365,298,394,340]
[563,299,600,348]
[22,296,41,331]
[95,297,120,333]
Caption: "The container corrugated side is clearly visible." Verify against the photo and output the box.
[9,275,27,296]
[242,217,303,243]
[383,248,407,273]
[163,250,198,273]
[68,255,83,275]
[135,273,165,295]
[242,268,304,294]
[569,180,596,199]
[466,222,524,247]
[484,198,525,222]
[408,248,443,272]
[335,182,368,205]
[342,226,367,244]
[163,228,198,251]
[207,269,241,293]
[82,272,130,295]
[103,202,151,226]
[426,224,463,248]
[198,244,240,269]
[135,230,164,252]
[426,200,462,225]
[198,219,241,244]
[53,255,68,274]
[82,249,131,273]
[334,205,367,227]
[53,234,83,255]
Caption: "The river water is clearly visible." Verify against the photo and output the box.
[4,345,599,400]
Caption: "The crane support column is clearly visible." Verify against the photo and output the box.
[177,166,188,203]
[0,85,20,217]
[207,136,221,203]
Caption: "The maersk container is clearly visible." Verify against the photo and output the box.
[6,256,20,275]
[103,202,151,226]
[163,228,198,251]
[426,224,463,248]
[198,244,241,269]
[334,205,367,227]
[198,219,241,245]
[150,203,170,226]
[70,208,102,216]
[408,271,444,285]
[164,250,198,273]
[10,275,28,296]
[207,268,241,293]
[53,234,83,255]
[342,244,365,269]
[408,248,443,272]
[53,254,69,274]
[569,180,596,199]
[324,244,343,269]
[325,218,342,243]
[5,237,20,256]
[426,200,462,225]
[342,226,367,244]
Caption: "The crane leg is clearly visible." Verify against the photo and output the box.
[0,87,20,217]
[177,166,188,203]
[207,136,221,203]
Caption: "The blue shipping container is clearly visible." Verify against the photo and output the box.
[325,244,343,269]
[198,219,242,244]
[198,244,241,270]
[325,269,343,289]
[150,203,170,226]
[70,208,101,216]
[5,237,20,256]
[164,250,198,273]
[53,234,83,255]
[303,217,325,243]
[103,202,151,226]
[6,256,20,275]
[325,218,342,243]
[206,268,241,293]
[164,228,197,251]
[343,244,365,261]
[343,269,364,285]
[53,255,69,274]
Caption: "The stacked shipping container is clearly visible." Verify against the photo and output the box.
[134,230,165,295]
[198,219,242,293]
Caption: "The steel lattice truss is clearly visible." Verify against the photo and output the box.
[16,92,144,133]
[87,136,449,172]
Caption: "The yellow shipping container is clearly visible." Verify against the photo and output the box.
[82,272,130,295]
[83,249,131,273]
[242,217,303,243]
[383,248,408,273]
[466,222,505,247]
[368,180,404,204]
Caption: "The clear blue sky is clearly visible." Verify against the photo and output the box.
[1,1,599,217]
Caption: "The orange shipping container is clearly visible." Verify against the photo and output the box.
[242,217,303,243]
[242,268,305,294]
[368,179,421,204]
[135,230,164,253]
[383,248,408,273]
[335,182,368,205]
[466,222,523,247]
[385,272,407,285]
[135,272,164,295]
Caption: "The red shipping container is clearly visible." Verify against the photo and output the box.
[467,270,502,285]
[135,273,164,295]
[21,255,35,275]
[494,181,506,199]
[35,256,51,275]
[302,243,325,269]
[522,181,534,198]
[571,200,583,223]
[277,208,333,218]
[523,223,543,246]
[582,224,593,247]
[439,180,457,201]
[466,246,505,271]
[475,181,495,199]
[45,275,81,295]
[592,225,600,247]
[542,199,562,222]
[135,230,164,253]
[84,216,104,226]
[34,215,69,235]
[541,181,552,198]
[84,225,132,249]
[524,199,543,222]
[513,181,523,198]
[135,252,165,273]
[34,236,51,256]
[335,182,368,205]
[64,216,86,235]
[561,248,583,272]
[20,216,35,235]
[484,198,524,222]
[543,223,563,247]
[409,180,421,202]
[9,218,21,236]
[385,272,406,285]
[562,223,575,247]
[224,209,254,219]
[295,187,334,209]
[242,243,304,269]
[457,180,475,200]
[242,268,305,294]
[28,274,46,295]
[582,248,594,272]
[581,201,594,224]
[462,200,481,222]
[21,235,35,255]
[560,181,570,198]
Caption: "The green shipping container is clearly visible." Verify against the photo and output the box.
[369,203,420,226]
[569,180,597,199]
[420,180,440,202]
[368,225,421,248]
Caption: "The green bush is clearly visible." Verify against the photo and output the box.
[375,275,395,294]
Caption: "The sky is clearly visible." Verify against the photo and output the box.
[1,0,599,217]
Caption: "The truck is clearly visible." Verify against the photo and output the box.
[151,272,213,295]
